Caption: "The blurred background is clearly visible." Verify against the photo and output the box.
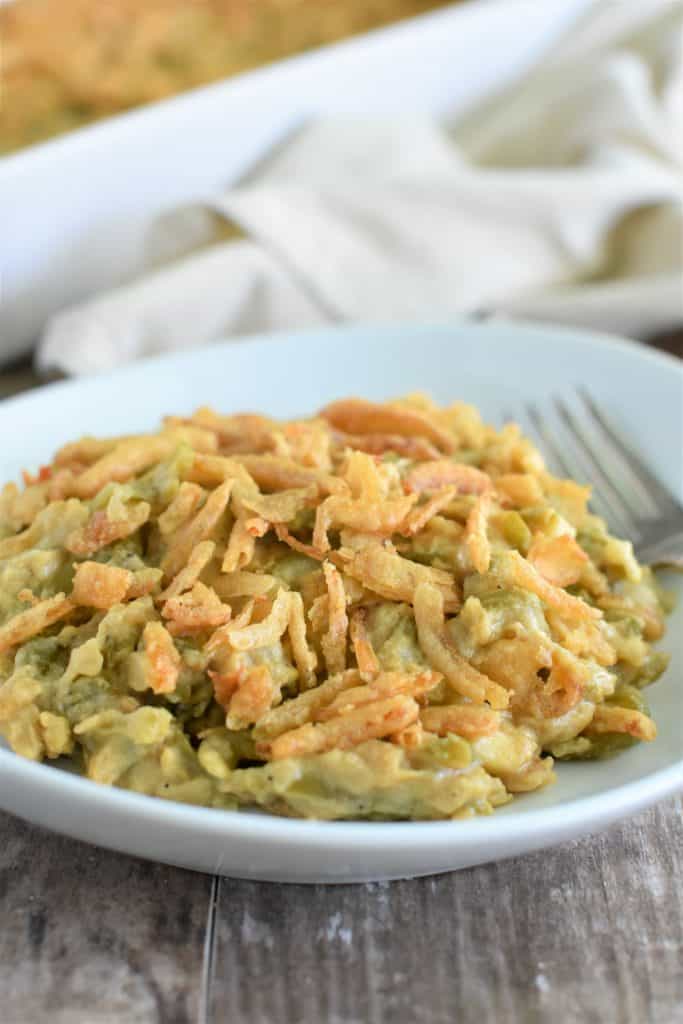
[1,0,458,153]
[1,0,681,387]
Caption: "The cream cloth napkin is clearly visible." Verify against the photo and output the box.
[37,0,683,376]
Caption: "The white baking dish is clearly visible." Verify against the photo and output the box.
[0,0,594,363]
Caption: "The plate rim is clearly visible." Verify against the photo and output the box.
[1,317,681,420]
[2,739,682,850]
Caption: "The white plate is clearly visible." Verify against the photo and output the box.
[0,320,681,882]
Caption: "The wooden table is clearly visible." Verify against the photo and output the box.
[1,332,682,1024]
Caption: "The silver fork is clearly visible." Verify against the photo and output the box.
[518,390,683,568]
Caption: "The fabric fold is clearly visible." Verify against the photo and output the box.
[37,0,683,376]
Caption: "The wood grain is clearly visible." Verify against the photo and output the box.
[206,795,683,1024]
[2,797,682,1024]
[0,813,212,1024]
[0,363,43,401]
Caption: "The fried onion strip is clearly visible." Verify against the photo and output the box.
[162,479,233,581]
[223,589,291,651]
[253,670,362,742]
[142,621,181,695]
[420,704,501,739]
[157,483,204,536]
[274,524,326,561]
[213,571,278,599]
[267,695,419,760]
[321,561,349,676]
[0,595,74,654]
[495,551,601,622]
[73,435,184,499]
[333,431,441,461]
[237,487,316,524]
[586,705,657,741]
[72,561,133,610]
[66,503,150,557]
[185,453,257,491]
[399,487,457,537]
[465,491,493,574]
[321,398,457,454]
[413,582,508,709]
[315,670,441,721]
[495,473,544,507]
[535,647,589,718]
[162,582,232,634]
[349,608,380,681]
[527,533,589,588]
[313,493,417,552]
[340,542,461,612]
[232,455,346,495]
[159,540,216,601]
[226,665,277,731]
[287,592,318,689]
[404,460,492,495]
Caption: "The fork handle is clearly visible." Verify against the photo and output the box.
[636,531,683,570]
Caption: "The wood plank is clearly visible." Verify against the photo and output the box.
[0,361,45,401]
[207,795,683,1024]
[648,328,683,360]
[0,811,213,1024]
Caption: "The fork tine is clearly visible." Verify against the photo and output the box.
[525,404,574,478]
[553,398,638,538]
[636,528,683,569]
[578,390,680,518]
[525,403,632,534]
